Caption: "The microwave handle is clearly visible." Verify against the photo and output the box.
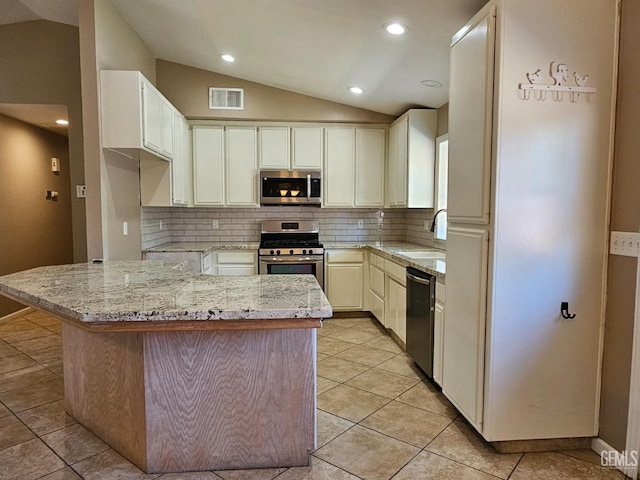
[307,174,311,201]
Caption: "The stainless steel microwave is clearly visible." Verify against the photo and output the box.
[260,170,321,206]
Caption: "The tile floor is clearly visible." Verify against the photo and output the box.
[0,311,628,480]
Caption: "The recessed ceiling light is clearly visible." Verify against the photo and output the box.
[421,80,443,88]
[220,54,235,63]
[348,86,364,95]
[55,119,69,125]
[384,23,407,35]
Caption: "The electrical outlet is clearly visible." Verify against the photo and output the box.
[212,219,219,229]
[159,220,163,231]
[424,220,430,231]
[123,221,128,236]
[76,185,86,198]
[357,219,364,229]
[610,231,640,257]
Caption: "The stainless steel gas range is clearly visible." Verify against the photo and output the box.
[258,220,324,288]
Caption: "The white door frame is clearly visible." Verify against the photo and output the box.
[624,233,640,479]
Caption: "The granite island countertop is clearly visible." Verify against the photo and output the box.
[0,260,332,323]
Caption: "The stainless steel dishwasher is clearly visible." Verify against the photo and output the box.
[406,267,436,378]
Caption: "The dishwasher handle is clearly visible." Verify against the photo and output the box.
[407,271,432,286]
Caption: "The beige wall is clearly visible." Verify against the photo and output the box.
[156,60,395,123]
[0,20,86,263]
[0,115,74,316]
[437,103,449,137]
[80,0,156,260]
[599,0,640,452]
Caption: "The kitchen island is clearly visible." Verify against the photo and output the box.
[0,261,332,474]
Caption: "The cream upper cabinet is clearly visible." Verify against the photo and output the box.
[140,109,188,207]
[447,7,495,224]
[355,128,385,207]
[258,126,290,169]
[291,127,323,170]
[225,126,258,206]
[324,127,386,208]
[324,127,355,207]
[386,109,437,208]
[141,82,163,155]
[101,70,175,161]
[193,126,225,206]
[172,116,192,206]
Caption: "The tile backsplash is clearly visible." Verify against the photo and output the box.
[141,206,443,250]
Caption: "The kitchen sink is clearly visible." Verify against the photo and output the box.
[397,251,446,260]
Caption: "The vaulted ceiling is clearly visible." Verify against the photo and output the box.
[0,0,488,116]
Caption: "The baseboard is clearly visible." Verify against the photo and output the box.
[0,307,33,322]
[492,437,591,454]
[591,437,634,477]
[330,311,375,319]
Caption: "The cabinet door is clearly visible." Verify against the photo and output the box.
[171,113,186,205]
[193,126,224,205]
[369,264,385,298]
[387,122,398,206]
[161,102,174,158]
[396,283,407,342]
[326,264,363,311]
[324,127,355,207]
[433,303,444,386]
[292,127,323,169]
[218,265,255,276]
[226,126,258,206]
[395,115,408,207]
[259,126,290,169]
[355,128,385,207]
[369,290,385,325]
[141,81,163,154]
[448,9,495,224]
[442,227,489,429]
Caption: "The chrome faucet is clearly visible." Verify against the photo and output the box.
[430,209,447,232]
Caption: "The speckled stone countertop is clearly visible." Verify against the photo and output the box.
[0,261,332,323]
[325,242,446,280]
[143,242,260,253]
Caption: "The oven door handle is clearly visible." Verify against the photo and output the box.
[260,256,323,263]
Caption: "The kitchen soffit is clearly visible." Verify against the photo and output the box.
[110,0,488,116]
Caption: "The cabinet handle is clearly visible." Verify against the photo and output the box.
[560,302,576,319]
[307,174,311,202]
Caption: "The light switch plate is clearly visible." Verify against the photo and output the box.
[610,231,640,257]
[357,219,364,229]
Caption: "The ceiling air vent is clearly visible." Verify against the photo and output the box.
[209,87,244,110]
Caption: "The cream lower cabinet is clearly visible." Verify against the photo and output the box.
[368,252,407,343]
[214,251,257,276]
[325,250,364,311]
[369,252,386,326]
[433,279,445,386]
[144,251,212,274]
[384,259,407,343]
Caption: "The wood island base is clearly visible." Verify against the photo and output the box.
[63,322,318,474]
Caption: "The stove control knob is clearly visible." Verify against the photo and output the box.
[276,250,281,255]
[269,250,274,255]
[289,249,294,255]
[308,250,313,255]
[302,249,307,254]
